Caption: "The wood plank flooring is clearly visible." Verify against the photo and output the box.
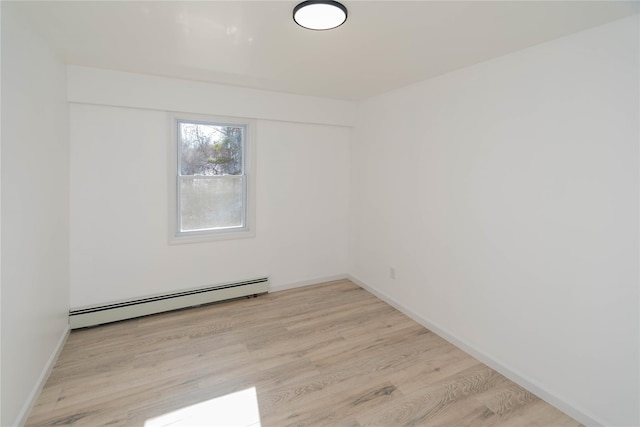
[26,279,582,426]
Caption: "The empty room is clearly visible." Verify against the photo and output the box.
[1,1,638,426]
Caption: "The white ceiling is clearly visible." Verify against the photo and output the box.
[11,1,639,100]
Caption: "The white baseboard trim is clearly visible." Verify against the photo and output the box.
[269,274,348,293]
[347,274,604,427]
[15,325,70,427]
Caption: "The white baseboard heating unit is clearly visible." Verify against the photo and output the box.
[69,277,269,329]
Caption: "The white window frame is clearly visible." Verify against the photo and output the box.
[169,113,255,244]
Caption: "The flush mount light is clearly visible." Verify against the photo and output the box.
[293,0,348,31]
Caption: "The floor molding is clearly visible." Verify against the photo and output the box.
[15,325,70,427]
[347,274,604,427]
[269,274,348,293]
[26,279,580,426]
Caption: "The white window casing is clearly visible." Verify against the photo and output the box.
[168,114,256,244]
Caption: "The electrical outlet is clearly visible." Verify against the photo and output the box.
[389,267,396,279]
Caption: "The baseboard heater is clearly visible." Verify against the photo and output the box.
[69,277,269,329]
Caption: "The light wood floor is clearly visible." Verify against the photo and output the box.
[26,280,581,426]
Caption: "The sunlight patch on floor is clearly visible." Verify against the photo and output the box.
[144,387,261,427]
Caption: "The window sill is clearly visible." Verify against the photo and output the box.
[169,229,255,245]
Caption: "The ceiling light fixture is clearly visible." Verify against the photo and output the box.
[293,1,348,31]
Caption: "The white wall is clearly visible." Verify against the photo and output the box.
[350,16,638,427]
[69,69,352,308]
[1,3,70,425]
[67,66,355,127]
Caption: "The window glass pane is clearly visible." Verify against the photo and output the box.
[179,122,243,176]
[180,176,244,232]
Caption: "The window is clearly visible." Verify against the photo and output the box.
[171,116,254,242]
